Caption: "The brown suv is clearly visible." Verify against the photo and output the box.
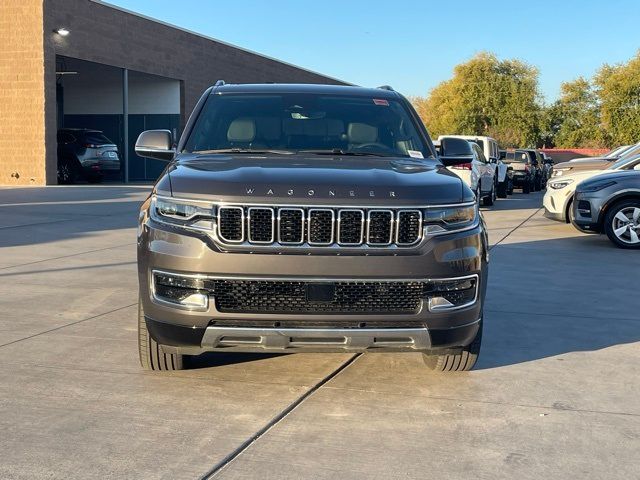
[134,82,489,372]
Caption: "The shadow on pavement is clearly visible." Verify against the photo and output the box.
[477,232,640,369]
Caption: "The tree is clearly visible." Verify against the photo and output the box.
[594,50,640,146]
[548,78,606,148]
[412,52,542,147]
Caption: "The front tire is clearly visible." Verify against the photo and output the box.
[422,320,482,372]
[604,200,640,249]
[497,179,508,198]
[483,185,495,206]
[138,299,185,371]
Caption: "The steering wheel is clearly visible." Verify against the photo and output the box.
[353,142,393,152]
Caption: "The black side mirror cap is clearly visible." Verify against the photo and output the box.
[135,130,174,161]
[439,137,474,166]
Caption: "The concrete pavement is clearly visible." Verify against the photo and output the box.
[0,186,638,479]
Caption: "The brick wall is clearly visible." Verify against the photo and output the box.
[2,0,347,186]
[0,0,46,186]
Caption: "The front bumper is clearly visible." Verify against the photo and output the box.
[543,189,569,222]
[138,217,488,354]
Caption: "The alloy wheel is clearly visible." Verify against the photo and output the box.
[612,207,640,245]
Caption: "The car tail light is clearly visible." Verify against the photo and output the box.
[453,163,472,170]
[84,143,99,148]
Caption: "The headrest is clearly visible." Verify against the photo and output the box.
[227,118,256,142]
[347,123,378,143]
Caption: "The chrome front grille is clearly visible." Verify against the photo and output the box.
[215,205,423,248]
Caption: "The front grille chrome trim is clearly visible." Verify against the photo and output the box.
[395,209,423,246]
[337,209,365,246]
[217,206,245,243]
[247,207,275,244]
[307,208,335,246]
[277,208,305,245]
[366,209,394,245]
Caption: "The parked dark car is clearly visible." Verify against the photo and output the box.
[572,169,640,249]
[57,129,121,184]
[520,149,547,190]
[500,150,536,193]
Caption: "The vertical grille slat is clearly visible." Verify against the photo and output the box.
[308,209,335,245]
[278,208,304,244]
[396,210,422,245]
[248,207,274,244]
[338,210,364,245]
[367,210,393,245]
[218,207,244,242]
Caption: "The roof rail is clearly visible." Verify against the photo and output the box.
[214,79,226,87]
[377,85,394,91]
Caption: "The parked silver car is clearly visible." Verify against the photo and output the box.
[572,169,640,248]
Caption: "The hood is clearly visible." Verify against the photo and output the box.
[550,169,606,186]
[580,169,640,184]
[162,153,469,205]
[553,159,610,171]
[567,156,610,164]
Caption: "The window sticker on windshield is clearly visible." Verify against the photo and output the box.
[373,99,389,106]
[407,150,424,159]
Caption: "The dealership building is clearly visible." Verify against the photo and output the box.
[1,0,345,186]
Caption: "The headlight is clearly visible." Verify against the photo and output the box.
[580,180,616,192]
[150,195,214,231]
[552,169,569,177]
[548,179,574,190]
[423,203,478,234]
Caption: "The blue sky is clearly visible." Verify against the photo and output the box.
[108,0,640,103]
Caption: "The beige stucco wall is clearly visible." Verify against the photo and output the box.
[0,0,47,186]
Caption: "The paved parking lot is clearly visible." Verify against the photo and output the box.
[0,186,638,480]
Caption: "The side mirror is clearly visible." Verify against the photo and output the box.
[634,164,640,171]
[499,151,506,160]
[135,130,174,161]
[439,137,474,167]
[489,157,497,164]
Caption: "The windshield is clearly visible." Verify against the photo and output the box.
[82,132,113,145]
[503,151,529,163]
[184,93,431,158]
[618,144,640,160]
[605,145,630,158]
[608,153,640,170]
[467,139,484,150]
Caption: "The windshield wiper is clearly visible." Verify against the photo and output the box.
[300,149,390,157]
[193,148,294,155]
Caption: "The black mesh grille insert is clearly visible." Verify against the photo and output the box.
[397,211,421,244]
[212,280,425,314]
[338,210,364,244]
[218,208,243,242]
[368,211,393,244]
[308,210,334,244]
[248,208,273,243]
[279,209,303,243]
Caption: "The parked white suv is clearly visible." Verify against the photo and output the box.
[436,136,496,205]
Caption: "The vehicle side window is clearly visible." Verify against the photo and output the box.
[516,150,529,163]
[57,132,75,144]
[474,144,487,163]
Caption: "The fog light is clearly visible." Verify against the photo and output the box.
[152,271,209,311]
[425,276,478,312]
[179,293,209,309]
